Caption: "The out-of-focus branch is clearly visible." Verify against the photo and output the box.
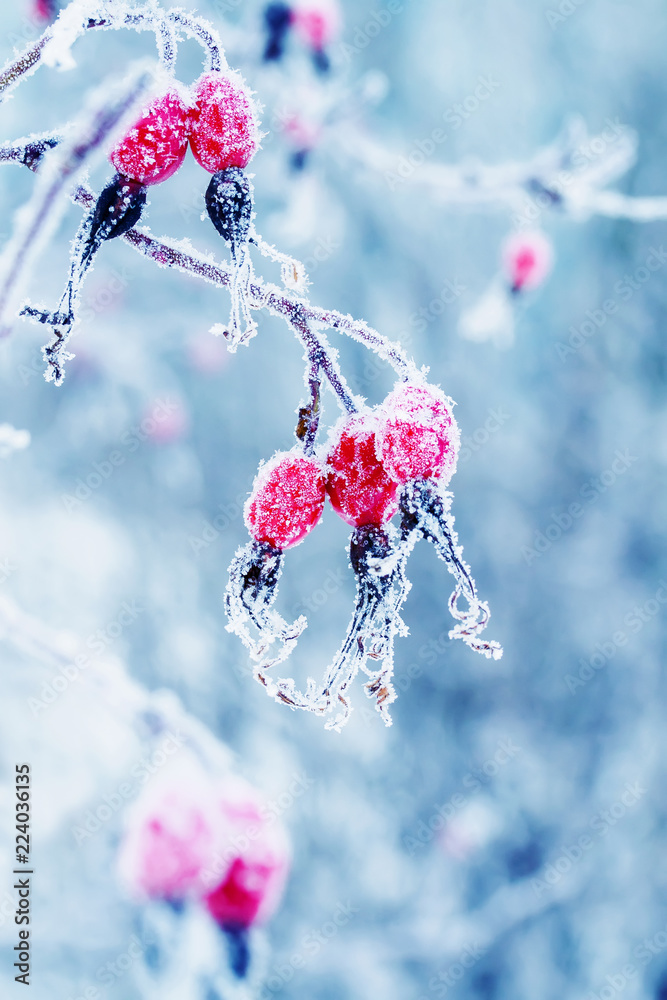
[0,591,233,774]
[0,1,226,102]
[338,117,667,222]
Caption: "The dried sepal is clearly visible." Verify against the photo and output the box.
[21,174,147,383]
[224,539,307,672]
[260,524,411,731]
[295,378,321,450]
[399,478,502,660]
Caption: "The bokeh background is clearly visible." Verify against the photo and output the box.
[1,0,667,997]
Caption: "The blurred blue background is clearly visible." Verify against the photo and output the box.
[1,0,666,998]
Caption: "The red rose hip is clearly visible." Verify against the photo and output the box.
[326,413,399,527]
[245,451,325,549]
[378,382,460,486]
[189,72,260,174]
[109,90,190,186]
[204,778,289,931]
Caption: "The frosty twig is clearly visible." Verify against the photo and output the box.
[0,64,154,337]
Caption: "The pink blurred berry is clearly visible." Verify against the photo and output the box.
[326,413,399,528]
[292,0,342,49]
[33,0,57,22]
[187,332,230,374]
[378,382,460,486]
[110,91,190,186]
[189,72,260,174]
[502,230,553,293]
[117,763,218,901]
[205,780,290,929]
[245,451,326,549]
[118,764,290,929]
[283,114,321,153]
[143,397,190,445]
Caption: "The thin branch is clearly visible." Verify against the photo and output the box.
[576,189,667,221]
[286,307,359,414]
[121,228,414,389]
[167,10,226,72]
[0,66,154,334]
[0,592,233,774]
[0,33,52,100]
[0,139,418,392]
[0,5,180,103]
[338,118,667,223]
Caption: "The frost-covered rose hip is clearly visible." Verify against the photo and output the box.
[502,230,553,293]
[189,72,260,174]
[378,382,460,486]
[245,451,325,549]
[326,413,399,527]
[109,90,190,186]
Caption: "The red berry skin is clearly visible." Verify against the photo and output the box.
[110,91,190,186]
[205,856,276,930]
[189,72,259,174]
[379,382,460,486]
[245,452,325,549]
[326,413,399,527]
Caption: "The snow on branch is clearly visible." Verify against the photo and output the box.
[342,115,667,222]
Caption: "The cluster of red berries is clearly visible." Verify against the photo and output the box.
[229,379,500,727]
[109,70,259,186]
[245,381,460,550]
[24,69,261,384]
